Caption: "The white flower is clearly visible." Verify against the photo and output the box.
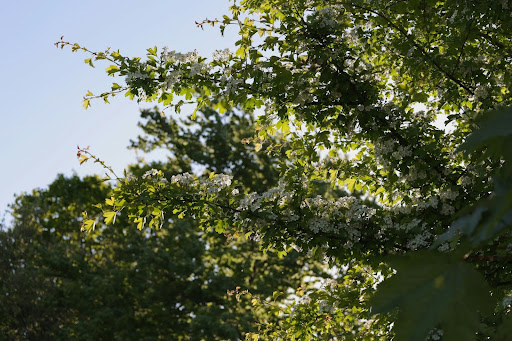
[308,217,330,233]
[212,48,231,63]
[391,145,412,159]
[125,71,149,84]
[323,279,337,291]
[407,231,432,250]
[171,172,194,185]
[142,168,159,179]
[125,174,137,182]
[474,86,488,100]
[298,295,311,305]
[137,88,148,101]
[213,174,232,187]
[188,62,204,76]
[502,295,512,308]
[439,189,458,201]
[313,6,339,29]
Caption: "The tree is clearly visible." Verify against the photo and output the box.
[58,0,512,339]
[0,109,327,340]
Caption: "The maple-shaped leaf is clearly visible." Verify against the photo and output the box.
[370,251,495,341]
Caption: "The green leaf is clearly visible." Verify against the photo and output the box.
[459,106,512,164]
[214,220,225,233]
[214,101,227,113]
[412,92,429,102]
[78,154,89,165]
[134,217,145,230]
[434,177,512,246]
[236,46,247,58]
[180,87,194,100]
[103,211,116,225]
[84,58,94,67]
[105,65,119,76]
[433,206,487,247]
[82,219,96,231]
[370,252,494,341]
[344,178,356,192]
[495,315,512,341]
[147,46,157,56]
[159,92,173,106]
[272,291,283,300]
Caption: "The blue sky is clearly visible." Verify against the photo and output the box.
[0,1,239,217]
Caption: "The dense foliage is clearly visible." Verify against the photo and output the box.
[57,0,512,339]
[0,110,329,340]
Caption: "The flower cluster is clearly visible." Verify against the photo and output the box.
[169,172,233,195]
[142,168,167,182]
[161,47,200,64]
[142,169,159,179]
[373,138,412,169]
[202,174,233,194]
[311,6,341,30]
[322,278,338,290]
[125,70,149,84]
[212,48,231,63]
[170,172,194,186]
[406,164,427,182]
[304,196,376,232]
[237,179,295,212]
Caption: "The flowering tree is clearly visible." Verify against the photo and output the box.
[0,111,329,340]
[60,0,512,339]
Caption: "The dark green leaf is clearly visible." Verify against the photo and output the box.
[371,252,494,341]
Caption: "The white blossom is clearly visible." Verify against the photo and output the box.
[212,48,231,63]
[308,217,331,233]
[125,71,149,84]
[125,174,137,182]
[474,86,489,101]
[189,63,203,76]
[171,172,194,185]
[407,231,432,250]
[142,168,159,179]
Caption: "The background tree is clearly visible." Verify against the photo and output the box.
[59,0,512,339]
[0,109,329,340]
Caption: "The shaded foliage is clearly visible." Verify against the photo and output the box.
[0,110,325,340]
[57,0,512,339]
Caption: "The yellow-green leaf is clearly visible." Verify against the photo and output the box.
[103,211,116,225]
[134,217,145,230]
[78,154,89,165]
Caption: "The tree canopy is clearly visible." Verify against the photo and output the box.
[1,109,332,340]
[55,0,512,339]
